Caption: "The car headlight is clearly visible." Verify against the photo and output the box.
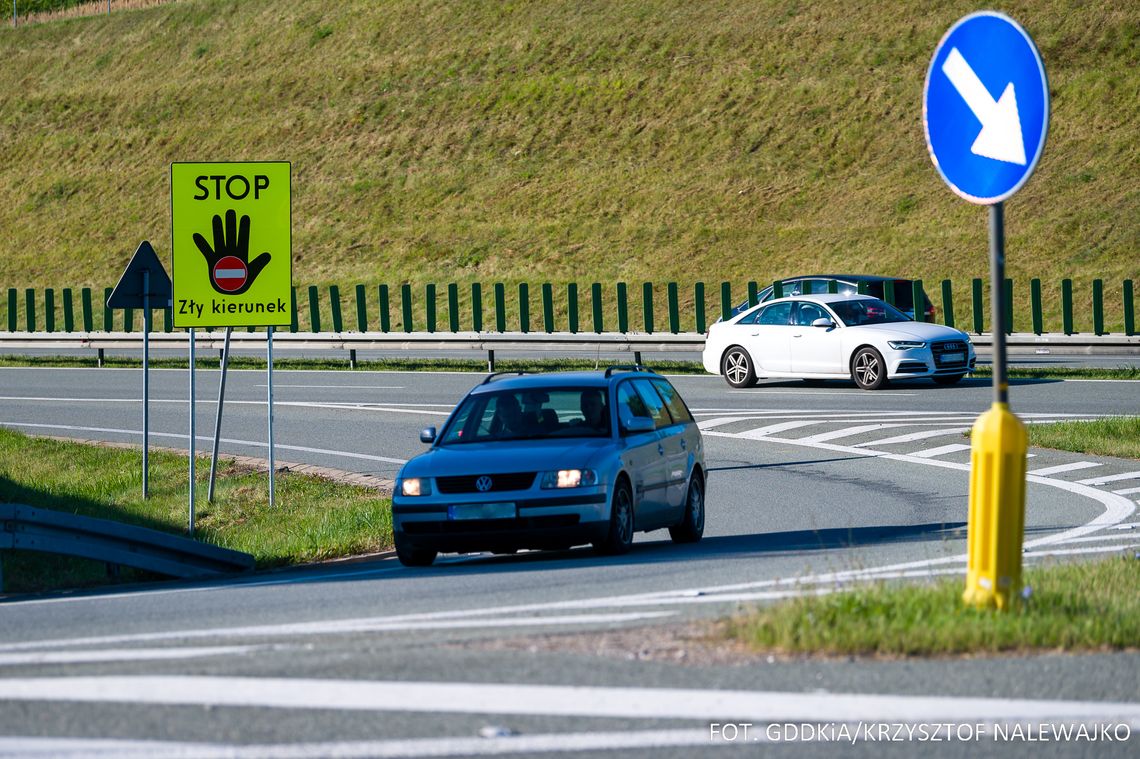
[400,477,431,497]
[541,469,599,489]
[887,340,927,350]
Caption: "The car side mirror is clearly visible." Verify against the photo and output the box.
[420,427,437,444]
[621,416,655,434]
[812,318,835,329]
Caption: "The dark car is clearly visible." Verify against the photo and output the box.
[727,275,937,321]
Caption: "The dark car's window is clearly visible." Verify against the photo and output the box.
[793,301,829,326]
[829,298,910,327]
[757,302,793,326]
[439,388,610,444]
[631,379,672,430]
[650,379,693,424]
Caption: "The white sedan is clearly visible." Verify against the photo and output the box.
[702,294,976,390]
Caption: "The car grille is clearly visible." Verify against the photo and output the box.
[435,472,537,494]
[932,341,968,369]
[403,514,579,534]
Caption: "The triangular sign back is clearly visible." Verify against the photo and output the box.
[107,241,173,309]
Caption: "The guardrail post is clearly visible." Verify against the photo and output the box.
[643,282,654,333]
[1030,278,1043,335]
[772,280,784,299]
[6,289,15,331]
[941,279,955,328]
[883,279,895,307]
[44,288,55,332]
[349,349,357,369]
[694,283,706,333]
[1092,279,1104,336]
[329,285,343,333]
[747,281,758,308]
[24,288,35,331]
[378,285,391,333]
[425,284,437,333]
[164,304,173,332]
[1004,277,1013,334]
[401,284,413,332]
[102,287,113,331]
[1062,278,1073,335]
[448,283,460,332]
[667,282,679,334]
[123,306,133,333]
[494,283,506,332]
[62,288,74,333]
[307,285,321,332]
[567,283,579,334]
[518,283,530,333]
[1125,280,1135,336]
[287,287,297,333]
[720,282,731,321]
[471,283,483,332]
[827,280,838,294]
[616,282,628,334]
[355,284,368,332]
[971,278,983,334]
[542,283,554,333]
[912,280,925,322]
[81,288,93,332]
[591,282,603,333]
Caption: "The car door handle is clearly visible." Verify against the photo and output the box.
[657,444,665,456]
[792,333,804,338]
[750,332,759,337]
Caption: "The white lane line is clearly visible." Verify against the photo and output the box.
[258,384,405,389]
[1111,523,1140,530]
[1041,533,1140,545]
[1112,486,1140,496]
[1023,545,1140,558]
[0,422,408,465]
[736,420,822,438]
[1076,471,1140,486]
[0,646,262,667]
[3,676,1139,724]
[856,428,971,447]
[797,423,908,443]
[1027,461,1102,476]
[738,390,920,396]
[0,395,451,416]
[908,443,972,459]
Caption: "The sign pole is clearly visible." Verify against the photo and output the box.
[188,328,196,537]
[207,327,233,503]
[990,203,1009,405]
[267,326,276,508]
[142,269,150,499]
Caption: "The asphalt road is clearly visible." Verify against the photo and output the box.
[1,366,1137,757]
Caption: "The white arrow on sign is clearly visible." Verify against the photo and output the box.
[941,47,1027,166]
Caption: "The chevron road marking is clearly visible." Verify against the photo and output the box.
[1028,461,1103,476]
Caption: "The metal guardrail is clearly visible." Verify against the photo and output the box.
[0,502,255,592]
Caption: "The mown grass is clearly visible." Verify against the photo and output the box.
[1024,416,1140,460]
[0,428,392,594]
[727,558,1140,657]
[0,0,1136,334]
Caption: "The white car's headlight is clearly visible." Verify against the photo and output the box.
[888,340,927,350]
[400,477,431,497]
[541,469,599,489]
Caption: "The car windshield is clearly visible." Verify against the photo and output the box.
[439,388,611,444]
[829,298,911,326]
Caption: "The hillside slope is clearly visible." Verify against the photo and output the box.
[0,0,1135,304]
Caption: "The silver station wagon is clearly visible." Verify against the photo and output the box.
[392,367,707,566]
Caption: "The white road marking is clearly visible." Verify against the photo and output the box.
[0,646,262,667]
[0,395,450,416]
[908,443,972,459]
[1027,461,1102,476]
[3,676,1138,724]
[738,389,919,396]
[1023,545,1140,558]
[1076,471,1140,486]
[1041,533,1140,545]
[257,384,405,389]
[736,420,821,438]
[1111,523,1140,530]
[797,423,908,443]
[1112,486,1140,496]
[856,428,971,447]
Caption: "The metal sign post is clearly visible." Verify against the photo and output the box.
[208,327,234,503]
[188,328,196,537]
[267,326,276,508]
[142,269,150,498]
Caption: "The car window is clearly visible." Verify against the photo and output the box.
[757,302,793,326]
[439,388,611,444]
[829,298,910,326]
[736,306,763,325]
[631,379,672,430]
[650,379,693,424]
[793,302,829,326]
[616,382,653,433]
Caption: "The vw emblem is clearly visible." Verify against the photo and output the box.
[475,476,493,492]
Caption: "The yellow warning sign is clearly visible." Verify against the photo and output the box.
[171,162,292,328]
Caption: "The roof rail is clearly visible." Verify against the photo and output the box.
[480,370,527,385]
[604,364,656,379]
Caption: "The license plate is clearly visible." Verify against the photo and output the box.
[447,502,516,521]
[942,352,965,363]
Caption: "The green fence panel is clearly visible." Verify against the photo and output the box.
[1062,279,1073,335]
[24,289,35,331]
[62,288,74,332]
[329,285,343,333]
[827,280,838,295]
[883,279,896,307]
[471,283,482,332]
[747,281,758,308]
[1030,279,1043,335]
[667,282,679,334]
[911,280,924,323]
[494,283,506,332]
[448,283,459,333]
[123,307,133,332]
[695,282,706,333]
[1003,278,1013,334]
[1092,279,1104,336]
[772,280,784,299]
[425,284,436,333]
[857,280,870,296]
[355,284,368,332]
[401,284,413,332]
[720,282,731,322]
[940,279,955,328]
[164,304,173,332]
[518,283,530,333]
[103,287,113,331]
[616,282,628,333]
[591,282,603,333]
[6,289,16,331]
[81,288,93,332]
[643,282,654,333]
[378,285,390,333]
[307,285,321,332]
[567,283,579,334]
[542,283,554,333]
[1124,280,1135,336]
[44,288,55,332]
[289,287,299,332]
[971,278,984,334]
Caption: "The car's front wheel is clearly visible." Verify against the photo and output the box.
[932,373,965,386]
[395,534,437,567]
[722,346,757,388]
[851,347,889,390]
[595,481,634,555]
[669,473,705,544]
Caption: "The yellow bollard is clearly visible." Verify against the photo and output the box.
[964,402,1028,610]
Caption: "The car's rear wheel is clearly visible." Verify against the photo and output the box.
[722,346,757,388]
[851,347,889,390]
[594,481,634,555]
[669,473,705,544]
[395,534,437,567]
[932,374,965,386]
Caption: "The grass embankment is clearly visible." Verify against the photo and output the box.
[1025,416,1140,460]
[0,1,1136,332]
[0,428,392,594]
[728,558,1140,657]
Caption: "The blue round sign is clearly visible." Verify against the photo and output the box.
[924,12,1049,204]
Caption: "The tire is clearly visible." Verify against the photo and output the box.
[394,533,437,567]
[669,473,705,544]
[721,346,757,388]
[851,347,889,390]
[932,374,965,386]
[594,481,634,556]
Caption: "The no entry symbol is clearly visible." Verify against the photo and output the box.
[212,255,248,293]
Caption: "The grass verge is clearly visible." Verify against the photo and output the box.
[1024,416,1140,460]
[0,429,392,595]
[727,558,1140,657]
